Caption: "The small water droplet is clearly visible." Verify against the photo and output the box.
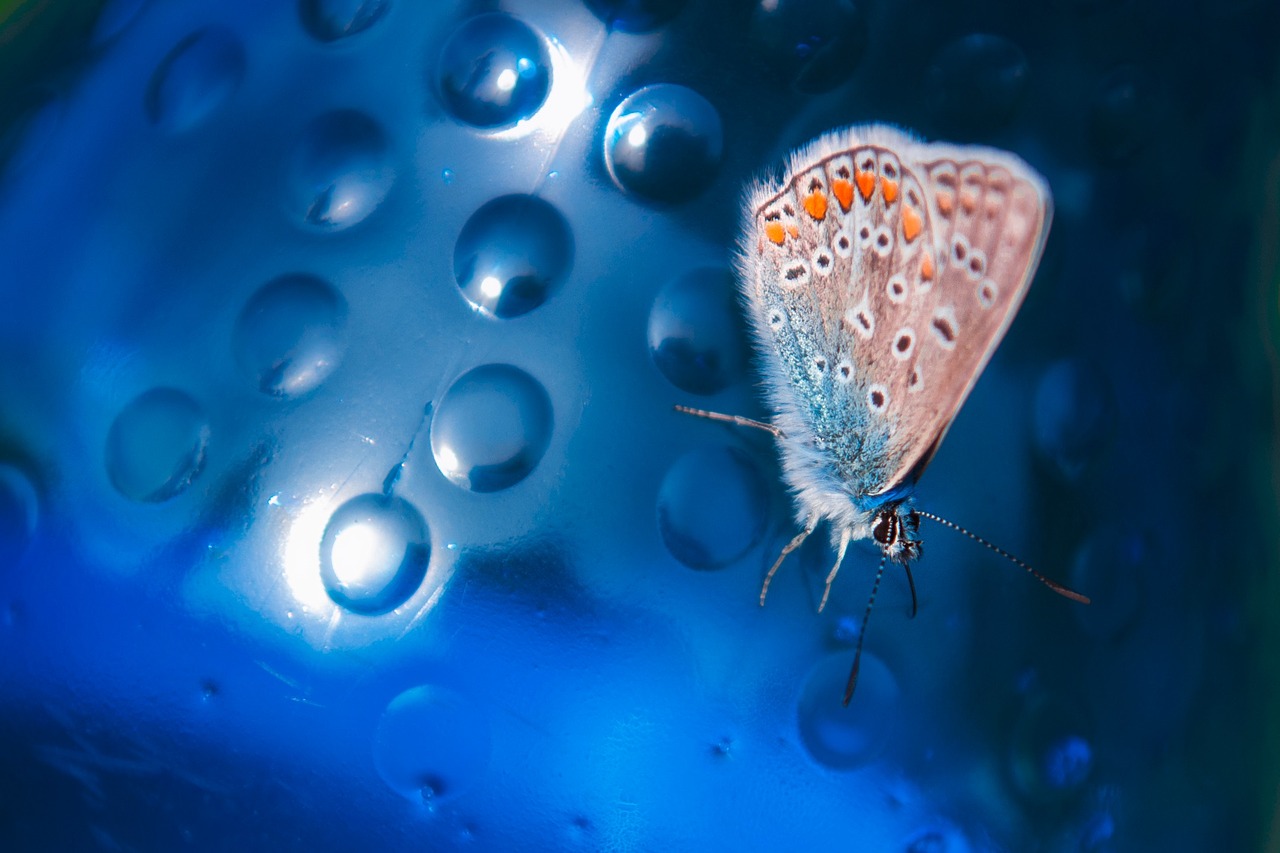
[441,168,455,184]
[298,0,389,42]
[373,685,491,801]
[583,0,686,32]
[105,388,210,502]
[749,0,869,93]
[648,266,748,395]
[319,493,430,614]
[233,273,347,398]
[1033,358,1116,480]
[1070,526,1148,639]
[1008,693,1095,803]
[145,27,245,132]
[454,194,573,318]
[430,364,553,493]
[286,109,394,231]
[657,446,767,569]
[925,34,1029,136]
[797,652,898,769]
[603,84,723,203]
[436,13,551,128]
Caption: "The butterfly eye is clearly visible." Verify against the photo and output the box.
[872,511,897,545]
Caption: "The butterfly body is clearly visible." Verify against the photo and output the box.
[735,124,1052,584]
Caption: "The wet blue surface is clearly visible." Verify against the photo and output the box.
[0,0,1278,850]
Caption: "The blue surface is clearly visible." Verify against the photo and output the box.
[1,0,1278,849]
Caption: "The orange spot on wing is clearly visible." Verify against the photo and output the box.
[855,170,876,202]
[765,222,786,245]
[880,177,899,204]
[920,252,935,281]
[960,191,977,214]
[802,191,828,221]
[936,191,954,217]
[901,206,922,242]
[832,180,854,211]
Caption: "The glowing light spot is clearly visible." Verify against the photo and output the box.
[479,275,503,300]
[495,68,517,92]
[626,124,648,147]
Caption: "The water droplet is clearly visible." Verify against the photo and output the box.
[903,823,971,853]
[454,194,573,318]
[648,266,748,395]
[1008,693,1094,803]
[105,388,210,502]
[604,84,723,203]
[1080,810,1116,852]
[1069,526,1148,639]
[441,168,455,184]
[233,273,348,397]
[1090,66,1151,164]
[0,465,38,568]
[583,0,686,32]
[1033,358,1115,480]
[286,109,394,231]
[436,13,551,128]
[145,27,245,132]
[925,34,1029,136]
[319,493,430,614]
[430,364,553,492]
[298,0,389,42]
[657,446,767,569]
[797,652,898,769]
[749,0,869,93]
[373,685,491,801]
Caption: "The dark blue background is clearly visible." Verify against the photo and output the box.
[1,0,1277,849]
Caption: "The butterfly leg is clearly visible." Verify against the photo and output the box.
[673,405,783,438]
[817,526,852,613]
[760,516,818,606]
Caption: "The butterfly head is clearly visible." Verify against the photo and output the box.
[872,504,921,565]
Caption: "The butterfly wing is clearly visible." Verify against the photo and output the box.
[741,125,1051,502]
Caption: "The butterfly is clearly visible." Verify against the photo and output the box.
[678,124,1088,704]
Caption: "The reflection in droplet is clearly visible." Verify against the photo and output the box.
[319,493,429,614]
[797,652,898,769]
[583,0,686,32]
[1033,358,1115,480]
[749,0,869,93]
[105,388,210,502]
[454,195,573,318]
[233,274,348,397]
[657,446,767,569]
[145,27,246,132]
[604,84,723,203]
[286,109,394,231]
[373,685,491,801]
[298,0,389,42]
[0,465,38,568]
[436,13,551,128]
[648,267,748,395]
[925,34,1028,136]
[430,364,553,492]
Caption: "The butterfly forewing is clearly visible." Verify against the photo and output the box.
[744,126,1051,500]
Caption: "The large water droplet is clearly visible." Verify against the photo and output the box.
[373,685,491,801]
[583,0,686,32]
[454,195,573,318]
[105,388,210,502]
[925,34,1029,136]
[749,0,869,93]
[648,266,748,395]
[604,84,723,203]
[797,652,898,768]
[436,13,551,128]
[657,446,767,569]
[233,273,348,397]
[1069,526,1148,640]
[0,465,38,568]
[319,493,430,614]
[298,0,390,42]
[145,27,245,132]
[286,109,394,231]
[430,364,553,492]
[1033,358,1115,480]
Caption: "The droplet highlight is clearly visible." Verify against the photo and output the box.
[436,13,551,128]
[233,273,348,397]
[604,84,724,203]
[454,195,573,318]
[286,109,394,231]
[430,364,553,492]
[319,493,430,614]
[105,388,210,502]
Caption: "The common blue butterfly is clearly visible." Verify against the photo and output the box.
[679,125,1088,704]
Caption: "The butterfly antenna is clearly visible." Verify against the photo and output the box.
[915,511,1091,605]
[843,552,889,706]
[673,405,784,438]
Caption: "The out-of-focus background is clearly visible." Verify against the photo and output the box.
[1,0,1278,849]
